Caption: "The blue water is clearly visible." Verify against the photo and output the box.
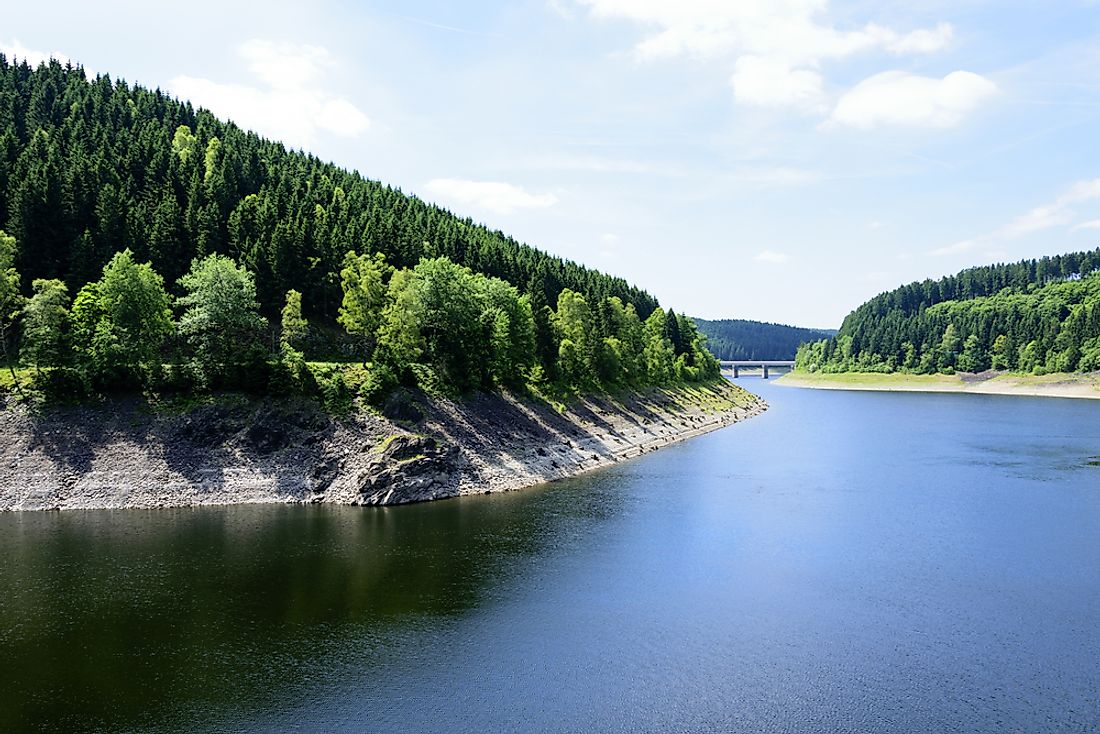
[2,380,1099,733]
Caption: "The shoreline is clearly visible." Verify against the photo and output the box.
[0,381,766,512]
[776,370,1100,400]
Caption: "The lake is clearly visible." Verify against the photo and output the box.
[2,379,1099,733]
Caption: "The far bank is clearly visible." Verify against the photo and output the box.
[777,371,1100,400]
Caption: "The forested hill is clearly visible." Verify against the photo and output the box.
[796,249,1100,375]
[0,56,657,321]
[0,55,722,400]
[693,318,835,360]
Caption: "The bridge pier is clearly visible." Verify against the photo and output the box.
[733,365,740,378]
[763,365,769,379]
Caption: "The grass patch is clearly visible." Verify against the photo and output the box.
[780,370,1100,398]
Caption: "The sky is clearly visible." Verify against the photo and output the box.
[5,0,1100,328]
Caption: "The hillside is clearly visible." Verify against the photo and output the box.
[0,55,721,398]
[694,318,835,360]
[796,249,1100,374]
[0,58,655,321]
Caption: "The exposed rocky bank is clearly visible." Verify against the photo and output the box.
[0,381,765,511]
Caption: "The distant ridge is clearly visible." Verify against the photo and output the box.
[694,318,836,361]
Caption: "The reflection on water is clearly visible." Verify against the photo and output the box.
[2,380,1100,733]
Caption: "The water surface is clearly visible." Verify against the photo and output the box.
[2,380,1099,733]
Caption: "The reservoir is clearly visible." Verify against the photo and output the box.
[3,379,1099,733]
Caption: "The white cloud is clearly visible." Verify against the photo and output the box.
[424,179,559,215]
[239,39,330,90]
[730,56,825,111]
[879,22,953,54]
[829,70,997,129]
[932,178,1100,255]
[755,249,791,264]
[317,98,371,137]
[572,1,951,64]
[570,1,956,113]
[1,38,91,75]
[930,238,981,257]
[167,39,369,150]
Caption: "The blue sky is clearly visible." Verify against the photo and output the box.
[6,0,1100,327]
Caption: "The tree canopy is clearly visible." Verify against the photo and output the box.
[796,249,1100,375]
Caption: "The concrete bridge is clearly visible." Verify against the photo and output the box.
[720,360,795,379]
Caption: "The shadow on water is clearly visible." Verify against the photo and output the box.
[0,479,626,734]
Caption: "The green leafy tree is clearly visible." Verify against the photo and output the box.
[376,258,486,391]
[937,324,960,372]
[990,334,1010,371]
[176,254,266,369]
[70,250,174,375]
[21,279,70,371]
[338,250,388,361]
[957,333,989,373]
[0,230,24,390]
[375,257,536,391]
[553,289,597,387]
[280,289,309,359]
[375,269,424,375]
[642,309,676,384]
[479,277,536,387]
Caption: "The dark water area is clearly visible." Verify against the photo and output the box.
[3,380,1100,733]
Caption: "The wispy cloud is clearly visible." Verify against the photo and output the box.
[424,178,559,215]
[755,249,792,264]
[168,39,370,150]
[728,166,822,186]
[932,178,1100,255]
[397,15,497,37]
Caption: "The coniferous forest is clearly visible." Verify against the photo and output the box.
[0,56,719,401]
[796,248,1100,375]
[694,318,835,361]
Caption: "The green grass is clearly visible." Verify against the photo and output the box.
[0,365,34,391]
[780,370,1100,395]
[781,371,961,387]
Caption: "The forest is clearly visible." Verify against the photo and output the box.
[0,56,719,401]
[694,318,834,361]
[796,248,1100,375]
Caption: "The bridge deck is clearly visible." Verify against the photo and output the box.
[719,360,795,367]
[719,360,795,379]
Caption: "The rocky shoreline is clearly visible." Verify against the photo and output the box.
[0,380,765,511]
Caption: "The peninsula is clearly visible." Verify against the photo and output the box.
[0,57,765,511]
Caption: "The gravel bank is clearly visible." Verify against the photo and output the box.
[0,381,765,511]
